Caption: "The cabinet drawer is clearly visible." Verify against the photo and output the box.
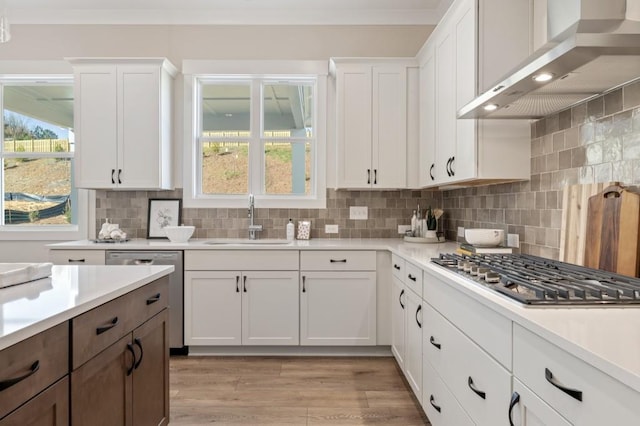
[300,251,376,271]
[391,254,405,281]
[186,250,298,271]
[423,268,511,368]
[404,261,423,297]
[49,249,105,265]
[126,276,169,333]
[0,376,69,425]
[0,323,69,419]
[513,324,640,425]
[422,359,475,426]
[423,303,510,425]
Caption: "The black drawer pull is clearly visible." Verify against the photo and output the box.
[508,391,520,426]
[545,368,582,401]
[236,275,240,293]
[330,259,347,263]
[68,258,86,263]
[126,343,136,376]
[468,376,486,399]
[408,274,417,282]
[415,305,422,328]
[96,317,119,335]
[0,360,40,391]
[146,293,161,305]
[302,275,306,293]
[399,289,405,309]
[133,338,144,369]
[429,395,441,413]
[429,335,441,350]
[393,264,401,270]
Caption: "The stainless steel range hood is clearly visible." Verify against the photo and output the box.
[458,0,640,119]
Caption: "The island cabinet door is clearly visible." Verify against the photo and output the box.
[71,333,133,426]
[132,310,169,426]
[0,376,69,426]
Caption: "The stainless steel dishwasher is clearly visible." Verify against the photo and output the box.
[106,250,185,353]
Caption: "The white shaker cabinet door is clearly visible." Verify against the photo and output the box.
[184,271,241,346]
[241,271,300,346]
[300,271,376,346]
[391,275,406,368]
[403,286,423,399]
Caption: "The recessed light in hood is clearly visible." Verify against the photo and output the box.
[458,0,640,120]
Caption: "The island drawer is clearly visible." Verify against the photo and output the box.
[49,249,105,265]
[0,322,69,419]
[513,324,640,425]
[300,251,376,271]
[125,276,169,332]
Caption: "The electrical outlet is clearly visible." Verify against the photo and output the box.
[457,226,465,240]
[398,225,411,234]
[349,206,368,220]
[507,233,520,248]
[325,224,339,234]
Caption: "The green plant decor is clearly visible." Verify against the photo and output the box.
[426,206,437,231]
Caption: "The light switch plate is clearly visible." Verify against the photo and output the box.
[507,233,520,248]
[398,225,411,234]
[325,224,339,234]
[349,206,368,220]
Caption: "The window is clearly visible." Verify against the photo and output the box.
[184,61,327,209]
[0,78,88,240]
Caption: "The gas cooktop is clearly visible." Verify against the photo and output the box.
[431,253,640,306]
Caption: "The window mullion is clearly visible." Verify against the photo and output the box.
[250,79,263,196]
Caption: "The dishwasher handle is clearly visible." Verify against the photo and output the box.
[133,259,154,265]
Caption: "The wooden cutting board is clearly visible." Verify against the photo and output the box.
[583,184,640,277]
[559,183,609,266]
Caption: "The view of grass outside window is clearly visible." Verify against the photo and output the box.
[2,83,76,226]
[198,78,315,198]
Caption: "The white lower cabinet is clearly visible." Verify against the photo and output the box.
[184,270,299,346]
[300,271,376,345]
[510,378,571,426]
[404,286,423,398]
[422,358,475,426]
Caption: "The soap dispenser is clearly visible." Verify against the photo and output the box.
[286,219,295,241]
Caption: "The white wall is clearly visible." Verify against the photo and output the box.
[0,24,433,261]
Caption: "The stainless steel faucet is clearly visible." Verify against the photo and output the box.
[248,194,263,240]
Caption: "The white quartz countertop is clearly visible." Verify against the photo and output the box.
[0,264,174,351]
[47,237,640,393]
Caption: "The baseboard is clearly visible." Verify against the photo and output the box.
[184,345,392,357]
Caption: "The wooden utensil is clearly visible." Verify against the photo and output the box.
[559,183,609,266]
[584,184,640,277]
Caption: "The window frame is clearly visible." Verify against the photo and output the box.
[183,60,327,209]
[0,71,90,241]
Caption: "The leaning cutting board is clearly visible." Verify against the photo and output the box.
[559,182,609,266]
[584,184,640,277]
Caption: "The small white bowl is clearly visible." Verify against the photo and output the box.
[164,226,195,243]
[464,229,504,247]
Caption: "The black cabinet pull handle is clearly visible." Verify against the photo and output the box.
[126,344,136,376]
[450,157,455,176]
[68,258,86,263]
[415,305,422,328]
[111,169,116,184]
[146,293,161,305]
[373,169,377,184]
[0,360,40,391]
[445,158,452,177]
[430,163,435,181]
[302,275,306,293]
[429,335,441,350]
[235,276,240,293]
[367,169,371,184]
[545,368,582,401]
[96,317,118,335]
[117,169,122,184]
[468,376,486,399]
[330,259,347,263]
[399,289,405,309]
[408,274,416,282]
[429,395,441,413]
[508,391,520,426]
[133,338,144,369]
[243,275,247,292]
[393,264,400,270]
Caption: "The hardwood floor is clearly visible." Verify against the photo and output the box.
[170,356,430,425]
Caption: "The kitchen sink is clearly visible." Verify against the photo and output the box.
[204,239,293,245]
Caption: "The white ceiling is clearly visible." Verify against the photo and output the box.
[2,0,454,25]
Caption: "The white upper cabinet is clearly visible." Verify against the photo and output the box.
[69,58,176,190]
[417,0,531,188]
[332,59,415,189]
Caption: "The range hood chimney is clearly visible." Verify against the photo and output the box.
[458,0,640,120]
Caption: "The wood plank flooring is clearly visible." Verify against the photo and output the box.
[170,356,430,425]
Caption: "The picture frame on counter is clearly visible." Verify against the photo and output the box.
[147,198,182,239]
